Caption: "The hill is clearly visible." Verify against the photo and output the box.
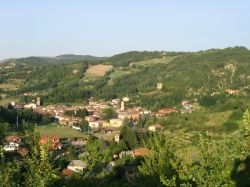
[0,47,249,109]
[0,54,105,67]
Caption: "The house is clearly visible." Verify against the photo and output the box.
[148,124,163,132]
[118,111,128,120]
[89,121,100,129]
[72,125,81,131]
[102,121,110,128]
[181,100,193,109]
[225,89,240,95]
[119,151,133,158]
[39,134,62,150]
[158,108,178,115]
[4,135,22,152]
[127,111,141,120]
[152,112,165,117]
[24,103,37,109]
[132,148,151,157]
[109,118,123,128]
[85,115,96,122]
[114,134,120,143]
[3,143,19,152]
[67,160,87,173]
[62,168,73,177]
[5,135,21,143]
[111,98,121,105]
[51,134,60,143]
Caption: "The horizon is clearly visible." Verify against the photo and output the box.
[0,45,249,62]
[0,0,250,60]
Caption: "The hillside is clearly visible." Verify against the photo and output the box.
[0,47,249,108]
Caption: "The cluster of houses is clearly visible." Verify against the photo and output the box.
[4,97,197,180]
[10,96,196,135]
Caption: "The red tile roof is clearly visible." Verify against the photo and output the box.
[133,148,151,157]
[5,135,21,142]
[159,108,178,114]
[51,134,60,141]
[62,169,73,177]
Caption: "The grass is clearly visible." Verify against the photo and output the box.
[109,70,129,79]
[37,124,86,138]
[205,111,232,127]
[130,56,176,67]
[0,97,18,106]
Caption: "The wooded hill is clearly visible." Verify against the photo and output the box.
[0,47,249,109]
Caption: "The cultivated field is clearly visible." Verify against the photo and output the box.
[86,64,113,76]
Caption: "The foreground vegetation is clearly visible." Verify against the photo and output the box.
[0,109,249,186]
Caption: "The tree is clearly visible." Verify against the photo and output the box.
[119,126,139,150]
[82,138,111,174]
[80,120,89,132]
[138,134,186,186]
[0,123,7,143]
[102,108,117,121]
[243,109,250,128]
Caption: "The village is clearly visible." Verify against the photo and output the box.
[4,86,242,178]
[2,95,196,178]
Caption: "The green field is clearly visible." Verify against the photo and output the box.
[37,124,86,138]
[109,69,130,79]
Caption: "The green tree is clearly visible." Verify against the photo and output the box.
[102,108,117,121]
[0,123,7,143]
[80,120,89,132]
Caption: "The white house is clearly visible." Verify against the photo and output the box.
[24,103,37,109]
[148,124,163,132]
[89,121,100,129]
[67,160,87,173]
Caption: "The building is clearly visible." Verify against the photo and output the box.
[121,101,125,111]
[157,82,163,91]
[158,108,178,115]
[24,103,37,109]
[114,134,120,143]
[109,118,123,128]
[148,124,163,132]
[89,121,100,129]
[132,148,151,157]
[102,121,110,128]
[39,134,62,150]
[67,160,87,173]
[37,97,41,106]
[225,89,240,95]
[62,169,73,177]
[5,135,21,143]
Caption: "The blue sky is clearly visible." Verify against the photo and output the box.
[0,0,249,60]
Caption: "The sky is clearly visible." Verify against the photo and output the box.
[0,0,250,60]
